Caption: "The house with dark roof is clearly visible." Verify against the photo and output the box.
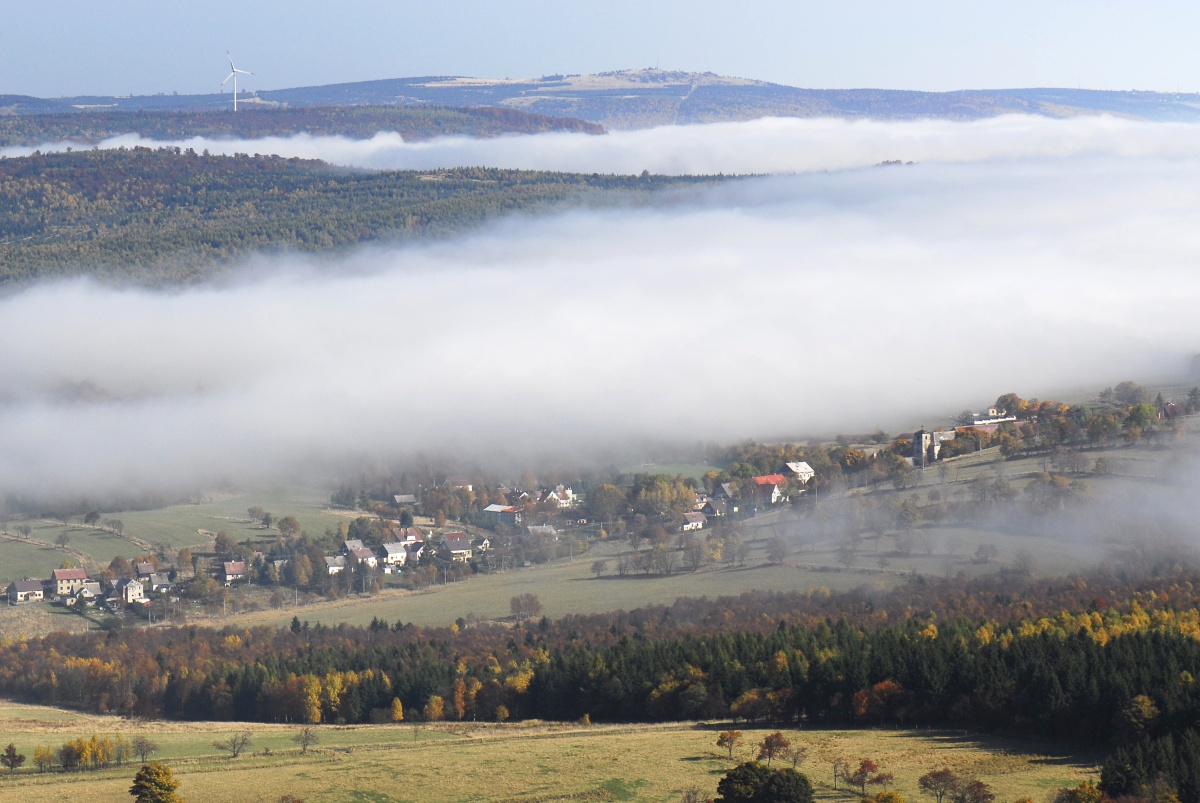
[438,533,474,563]
[680,512,708,532]
[7,579,44,604]
[701,499,730,517]
[135,562,156,579]
[115,577,146,605]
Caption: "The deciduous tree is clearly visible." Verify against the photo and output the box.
[129,761,183,803]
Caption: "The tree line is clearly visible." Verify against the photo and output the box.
[1,567,1200,796]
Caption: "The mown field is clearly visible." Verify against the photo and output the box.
[0,701,1097,803]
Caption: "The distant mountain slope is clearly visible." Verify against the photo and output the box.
[32,69,1200,129]
[0,148,724,284]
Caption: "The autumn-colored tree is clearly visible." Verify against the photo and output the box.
[33,745,53,772]
[846,759,880,796]
[757,732,790,767]
[918,769,959,803]
[129,761,183,803]
[716,730,743,759]
[423,695,445,722]
[1052,781,1103,803]
[390,697,404,723]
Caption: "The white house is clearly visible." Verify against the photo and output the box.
[325,556,346,575]
[786,461,815,484]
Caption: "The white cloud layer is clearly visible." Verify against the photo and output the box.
[2,117,1200,498]
[13,114,1200,175]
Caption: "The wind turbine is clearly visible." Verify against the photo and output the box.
[221,52,253,111]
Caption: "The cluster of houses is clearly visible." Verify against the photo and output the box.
[679,461,815,533]
[7,563,172,608]
[214,526,496,588]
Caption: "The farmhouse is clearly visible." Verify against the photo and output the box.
[325,556,346,575]
[349,547,378,568]
[540,485,578,509]
[701,499,730,517]
[439,533,474,563]
[381,542,409,568]
[750,474,788,505]
[223,561,247,585]
[786,461,815,484]
[7,579,44,604]
[52,568,89,597]
[135,562,156,579]
[115,577,146,605]
[342,539,366,554]
[680,512,708,532]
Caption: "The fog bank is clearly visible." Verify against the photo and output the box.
[1,144,1198,498]
[10,115,1200,175]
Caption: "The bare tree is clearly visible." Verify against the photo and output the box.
[214,731,253,759]
[131,735,159,764]
[292,726,319,754]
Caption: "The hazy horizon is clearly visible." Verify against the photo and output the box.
[6,4,1200,98]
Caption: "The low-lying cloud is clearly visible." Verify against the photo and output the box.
[12,114,1200,175]
[3,118,1200,498]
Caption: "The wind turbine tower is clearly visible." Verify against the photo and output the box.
[221,52,254,111]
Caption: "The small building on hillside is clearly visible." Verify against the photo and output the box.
[341,539,366,554]
[750,475,788,505]
[701,499,730,517]
[349,547,378,569]
[381,542,409,568]
[135,562,156,579]
[439,534,474,564]
[393,493,418,506]
[115,577,146,605]
[786,462,815,484]
[7,579,44,604]
[52,568,89,598]
[223,561,247,586]
[680,512,708,532]
[483,503,523,526]
[325,556,346,575]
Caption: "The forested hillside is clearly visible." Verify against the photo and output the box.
[0,147,717,284]
[0,105,603,148]
[2,566,1199,797]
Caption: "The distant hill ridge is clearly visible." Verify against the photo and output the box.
[11,68,1200,129]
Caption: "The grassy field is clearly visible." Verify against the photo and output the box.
[0,701,1098,803]
[0,486,350,586]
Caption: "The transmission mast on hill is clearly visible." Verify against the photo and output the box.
[221,52,253,111]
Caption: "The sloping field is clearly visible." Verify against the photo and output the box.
[0,702,1097,803]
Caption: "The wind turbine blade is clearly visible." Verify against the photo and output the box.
[221,72,236,86]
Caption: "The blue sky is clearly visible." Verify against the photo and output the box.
[4,1,1200,97]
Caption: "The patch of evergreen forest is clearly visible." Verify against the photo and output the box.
[0,147,718,284]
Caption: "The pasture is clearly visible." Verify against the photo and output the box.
[0,701,1098,802]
